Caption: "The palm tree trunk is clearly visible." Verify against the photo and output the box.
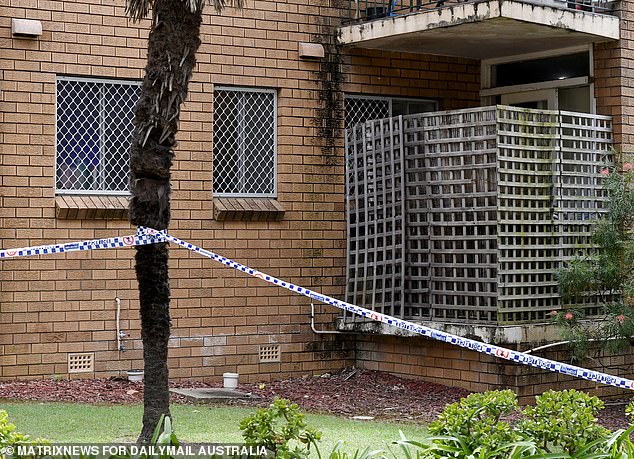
[129,0,202,443]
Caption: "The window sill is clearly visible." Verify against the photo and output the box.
[213,197,285,222]
[55,195,129,220]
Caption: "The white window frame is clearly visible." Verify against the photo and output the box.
[55,75,140,196]
[480,45,596,113]
[213,86,278,198]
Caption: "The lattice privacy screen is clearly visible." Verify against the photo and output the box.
[346,106,612,324]
[213,88,276,196]
[56,77,140,193]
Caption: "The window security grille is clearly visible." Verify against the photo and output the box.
[345,96,390,129]
[56,77,140,194]
[345,95,437,129]
[213,88,277,197]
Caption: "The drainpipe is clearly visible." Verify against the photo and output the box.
[116,297,127,351]
[524,336,626,354]
[310,303,346,335]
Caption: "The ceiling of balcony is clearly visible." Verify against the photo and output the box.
[338,0,619,60]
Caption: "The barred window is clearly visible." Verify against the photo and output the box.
[213,87,277,197]
[56,77,140,194]
[345,95,437,129]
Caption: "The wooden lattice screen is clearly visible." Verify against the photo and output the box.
[345,106,612,325]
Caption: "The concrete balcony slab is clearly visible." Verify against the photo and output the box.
[338,0,619,59]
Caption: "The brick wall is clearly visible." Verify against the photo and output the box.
[594,2,633,154]
[0,0,480,381]
[356,335,634,403]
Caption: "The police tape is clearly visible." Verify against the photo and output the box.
[160,229,634,391]
[2,226,633,391]
[0,227,166,259]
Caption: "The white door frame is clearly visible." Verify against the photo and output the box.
[480,45,596,113]
[500,88,558,110]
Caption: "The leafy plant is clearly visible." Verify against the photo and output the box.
[555,158,634,361]
[518,389,609,456]
[0,409,49,457]
[429,390,520,454]
[323,440,386,459]
[239,398,321,459]
[389,389,634,459]
[392,390,526,458]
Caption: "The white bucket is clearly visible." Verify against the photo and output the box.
[223,372,239,389]
[127,370,144,382]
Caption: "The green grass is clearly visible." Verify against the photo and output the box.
[1,402,428,453]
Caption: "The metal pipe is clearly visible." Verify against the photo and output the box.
[310,303,346,335]
[524,336,626,354]
[116,297,126,351]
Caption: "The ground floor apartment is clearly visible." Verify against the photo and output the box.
[1,0,633,398]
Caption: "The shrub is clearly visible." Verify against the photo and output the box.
[239,398,321,459]
[555,159,634,361]
[394,389,634,459]
[0,409,49,458]
[518,389,609,456]
[398,390,530,458]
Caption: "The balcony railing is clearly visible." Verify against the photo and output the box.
[344,106,613,325]
[345,0,617,23]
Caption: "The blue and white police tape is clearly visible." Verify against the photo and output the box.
[158,228,634,392]
[0,227,167,259]
[2,226,633,391]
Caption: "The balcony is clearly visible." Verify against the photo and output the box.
[343,106,612,328]
[338,0,619,59]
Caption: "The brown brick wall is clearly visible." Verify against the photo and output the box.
[0,0,480,381]
[356,335,634,403]
[594,2,633,153]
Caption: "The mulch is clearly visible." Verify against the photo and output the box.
[0,369,631,430]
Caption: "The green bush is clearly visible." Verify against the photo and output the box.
[555,159,634,361]
[0,410,31,449]
[239,398,321,459]
[518,389,609,455]
[427,390,521,455]
[0,409,48,458]
[394,389,634,459]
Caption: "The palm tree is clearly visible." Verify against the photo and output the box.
[125,0,243,442]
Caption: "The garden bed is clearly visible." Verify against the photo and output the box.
[0,369,630,429]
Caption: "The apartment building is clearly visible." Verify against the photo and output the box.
[0,0,629,397]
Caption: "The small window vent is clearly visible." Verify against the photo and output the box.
[259,345,280,363]
[68,352,94,373]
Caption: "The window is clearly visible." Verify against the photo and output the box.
[482,48,595,114]
[345,95,437,129]
[492,52,590,88]
[213,87,277,197]
[56,77,140,194]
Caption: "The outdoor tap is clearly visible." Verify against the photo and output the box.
[119,330,127,339]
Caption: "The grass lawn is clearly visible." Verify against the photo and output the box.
[2,402,428,454]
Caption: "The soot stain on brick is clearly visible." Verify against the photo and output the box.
[312,16,345,167]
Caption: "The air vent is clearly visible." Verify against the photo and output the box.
[68,353,94,373]
[259,345,280,363]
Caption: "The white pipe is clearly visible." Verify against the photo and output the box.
[524,336,627,354]
[310,303,346,335]
[116,297,125,351]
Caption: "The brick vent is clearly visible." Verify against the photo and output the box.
[259,344,281,363]
[68,353,94,373]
